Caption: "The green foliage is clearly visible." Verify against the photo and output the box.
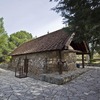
[0,17,6,35]
[8,31,33,63]
[9,31,33,50]
[0,17,33,63]
[5,56,12,62]
[0,18,9,62]
[95,46,100,54]
[51,0,100,59]
[51,0,100,40]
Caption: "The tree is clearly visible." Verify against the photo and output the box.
[0,17,33,62]
[0,18,33,63]
[0,17,6,35]
[9,31,33,51]
[50,0,100,59]
[0,17,9,62]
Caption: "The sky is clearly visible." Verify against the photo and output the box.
[0,0,64,37]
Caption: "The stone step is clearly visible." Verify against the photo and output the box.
[40,68,89,85]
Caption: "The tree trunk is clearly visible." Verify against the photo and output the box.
[90,41,95,63]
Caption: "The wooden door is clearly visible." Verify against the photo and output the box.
[24,57,28,76]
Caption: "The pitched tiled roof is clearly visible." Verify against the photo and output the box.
[11,29,70,56]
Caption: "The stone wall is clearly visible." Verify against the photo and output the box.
[11,51,59,76]
[11,50,76,76]
[62,51,76,71]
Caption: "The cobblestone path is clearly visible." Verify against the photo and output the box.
[0,67,100,100]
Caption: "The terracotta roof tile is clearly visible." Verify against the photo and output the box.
[11,28,90,56]
[11,29,70,55]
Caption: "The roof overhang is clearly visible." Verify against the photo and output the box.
[63,49,82,53]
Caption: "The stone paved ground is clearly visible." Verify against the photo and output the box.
[0,67,100,100]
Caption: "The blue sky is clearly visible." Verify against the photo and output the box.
[0,0,64,37]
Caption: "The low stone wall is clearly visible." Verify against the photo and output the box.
[40,68,89,85]
[0,63,9,69]
[87,63,100,67]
